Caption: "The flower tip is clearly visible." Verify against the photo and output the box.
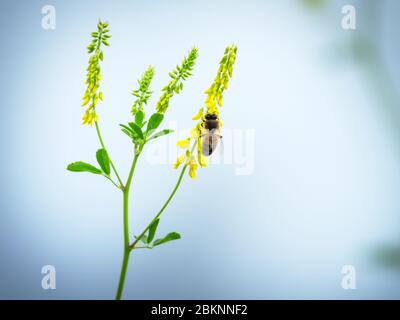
[173,163,180,169]
[188,168,197,179]
[177,138,190,149]
[192,108,203,120]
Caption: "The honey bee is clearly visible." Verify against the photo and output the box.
[200,113,222,156]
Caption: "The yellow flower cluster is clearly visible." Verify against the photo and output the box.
[81,20,110,126]
[173,150,198,179]
[156,48,199,114]
[204,45,237,114]
[173,45,237,179]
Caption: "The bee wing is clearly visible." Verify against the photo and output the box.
[218,134,224,158]
[201,134,212,156]
[201,130,220,156]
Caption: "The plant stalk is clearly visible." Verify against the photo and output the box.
[116,142,190,298]
[115,151,140,300]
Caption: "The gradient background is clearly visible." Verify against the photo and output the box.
[1,0,400,299]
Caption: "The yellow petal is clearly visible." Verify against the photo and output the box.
[188,163,198,179]
[192,108,203,120]
[173,153,187,169]
[173,160,181,169]
[177,138,190,149]
[81,112,88,125]
[198,154,208,167]
[217,95,223,107]
[223,80,229,90]
[190,126,201,139]
[82,96,90,106]
[205,98,215,110]
[197,140,208,167]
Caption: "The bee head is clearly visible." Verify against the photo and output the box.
[205,113,218,120]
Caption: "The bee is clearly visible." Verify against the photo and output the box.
[200,113,222,156]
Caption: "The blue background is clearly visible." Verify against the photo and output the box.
[1,0,400,299]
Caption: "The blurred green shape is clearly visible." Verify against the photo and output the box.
[374,245,400,269]
[301,0,326,10]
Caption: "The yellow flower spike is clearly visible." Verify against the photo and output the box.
[203,45,237,114]
[80,21,110,125]
[173,46,237,180]
[192,108,203,120]
[177,138,190,149]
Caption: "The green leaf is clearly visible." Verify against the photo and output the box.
[128,122,144,139]
[147,219,160,243]
[135,110,145,126]
[153,232,181,247]
[147,129,174,142]
[67,162,102,174]
[96,149,110,175]
[120,127,133,139]
[120,124,133,134]
[146,113,164,135]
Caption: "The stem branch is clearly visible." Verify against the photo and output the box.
[130,164,187,250]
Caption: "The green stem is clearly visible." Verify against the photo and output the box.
[115,191,131,300]
[116,141,190,298]
[102,174,120,189]
[130,164,188,250]
[95,121,124,188]
[115,151,140,300]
